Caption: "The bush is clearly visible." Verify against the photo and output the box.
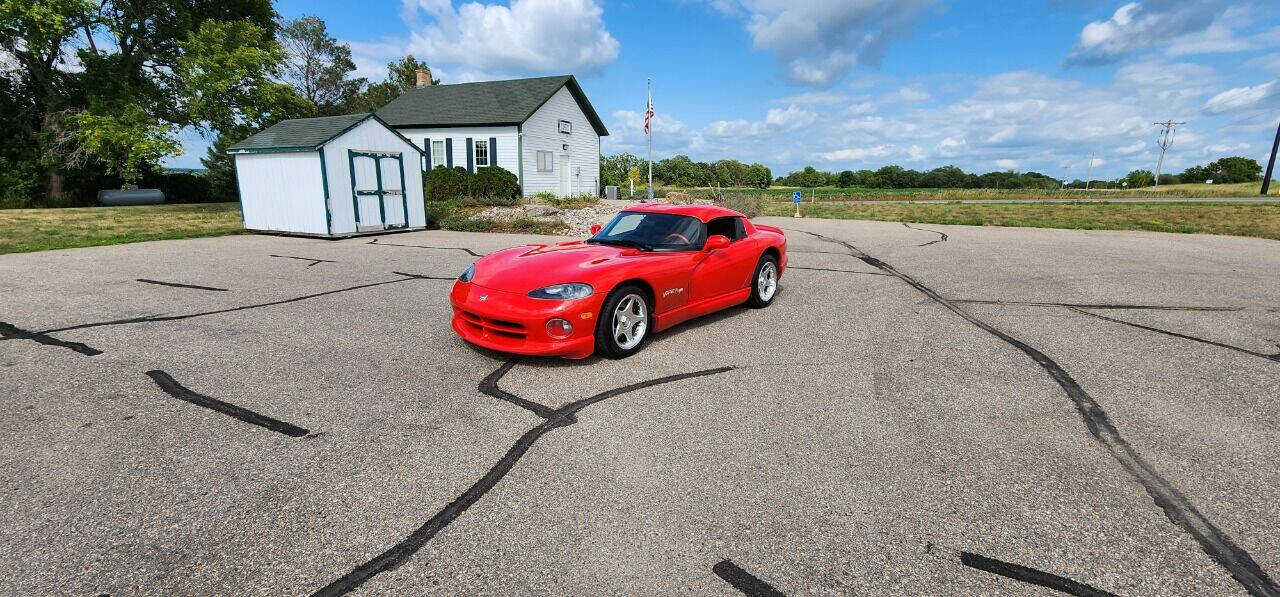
[544,193,599,209]
[531,191,557,202]
[425,166,470,201]
[468,166,519,201]
[141,171,216,203]
[718,194,762,218]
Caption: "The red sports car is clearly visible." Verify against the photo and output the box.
[450,203,787,358]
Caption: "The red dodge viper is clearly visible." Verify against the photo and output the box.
[450,203,787,359]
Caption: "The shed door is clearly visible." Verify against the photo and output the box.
[349,150,407,231]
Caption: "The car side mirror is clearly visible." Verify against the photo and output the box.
[704,234,730,251]
[589,223,602,235]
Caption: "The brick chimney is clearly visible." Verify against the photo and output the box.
[415,67,432,88]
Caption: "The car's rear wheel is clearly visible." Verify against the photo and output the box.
[595,283,651,358]
[746,254,779,308]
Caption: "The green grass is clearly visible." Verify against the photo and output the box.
[0,202,245,255]
[668,181,1279,202]
[762,201,1280,240]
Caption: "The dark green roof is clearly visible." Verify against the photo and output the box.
[375,75,608,136]
[227,113,424,155]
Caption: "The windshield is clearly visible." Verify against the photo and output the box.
[588,212,706,252]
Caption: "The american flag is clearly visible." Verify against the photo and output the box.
[643,95,654,135]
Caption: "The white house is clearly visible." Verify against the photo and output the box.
[376,74,609,197]
[228,113,427,236]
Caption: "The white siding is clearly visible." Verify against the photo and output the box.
[235,152,327,234]
[321,118,427,234]
[521,86,601,197]
[398,126,520,182]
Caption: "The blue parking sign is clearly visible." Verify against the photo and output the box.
[792,191,803,204]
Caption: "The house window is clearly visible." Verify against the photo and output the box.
[537,150,553,172]
[431,140,446,168]
[474,139,489,167]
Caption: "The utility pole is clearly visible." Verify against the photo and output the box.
[1262,119,1280,195]
[1152,120,1184,189]
[1085,153,1096,190]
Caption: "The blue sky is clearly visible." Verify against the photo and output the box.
[171,0,1280,180]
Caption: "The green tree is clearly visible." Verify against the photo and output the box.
[836,170,855,187]
[747,163,771,189]
[71,103,182,187]
[1208,156,1262,183]
[1125,169,1155,188]
[347,54,438,113]
[278,15,364,115]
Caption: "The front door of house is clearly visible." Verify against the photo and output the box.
[350,150,407,232]
[559,154,571,197]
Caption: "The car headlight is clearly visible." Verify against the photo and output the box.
[459,263,475,282]
[527,283,594,300]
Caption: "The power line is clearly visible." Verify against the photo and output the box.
[1152,120,1184,189]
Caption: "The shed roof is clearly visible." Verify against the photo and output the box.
[375,75,609,136]
[226,114,424,155]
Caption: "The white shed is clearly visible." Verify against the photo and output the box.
[228,113,427,237]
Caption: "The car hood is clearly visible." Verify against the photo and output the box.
[469,241,640,293]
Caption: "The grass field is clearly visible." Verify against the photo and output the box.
[669,181,1278,202]
[0,203,244,255]
[762,200,1280,240]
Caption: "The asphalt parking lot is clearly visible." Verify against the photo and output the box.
[2,218,1278,596]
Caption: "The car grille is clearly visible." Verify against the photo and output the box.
[456,308,528,341]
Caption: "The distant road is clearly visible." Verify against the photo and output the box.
[810,197,1280,205]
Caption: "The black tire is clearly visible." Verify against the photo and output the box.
[745,254,779,309]
[594,283,652,358]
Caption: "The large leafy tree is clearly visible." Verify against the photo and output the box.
[278,15,363,115]
[346,54,438,113]
[0,0,300,203]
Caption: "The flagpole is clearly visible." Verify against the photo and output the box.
[646,77,654,201]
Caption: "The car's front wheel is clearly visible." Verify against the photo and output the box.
[746,254,779,308]
[595,283,651,358]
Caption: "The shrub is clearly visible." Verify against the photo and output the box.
[531,191,558,202]
[141,171,216,203]
[718,194,762,218]
[468,166,519,201]
[544,193,600,209]
[425,166,470,201]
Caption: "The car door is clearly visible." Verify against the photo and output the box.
[689,217,757,303]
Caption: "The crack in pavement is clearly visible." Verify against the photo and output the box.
[0,321,102,356]
[5,274,449,355]
[270,254,336,268]
[310,362,734,596]
[368,238,484,257]
[713,559,786,596]
[136,279,230,292]
[788,266,892,276]
[1066,307,1280,363]
[783,227,1279,597]
[959,551,1119,597]
[901,222,949,247]
[951,298,1276,313]
[146,370,310,437]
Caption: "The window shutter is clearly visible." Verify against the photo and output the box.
[445,138,453,168]
[466,138,474,173]
[489,137,498,168]
[424,138,432,171]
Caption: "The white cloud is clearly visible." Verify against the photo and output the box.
[1203,80,1278,113]
[772,91,847,105]
[845,101,877,115]
[1066,0,1227,66]
[1202,142,1249,154]
[709,0,935,86]
[1114,140,1146,155]
[764,105,818,130]
[402,0,619,80]
[896,85,930,102]
[345,38,411,82]
[936,136,967,157]
[994,159,1019,169]
[818,145,893,161]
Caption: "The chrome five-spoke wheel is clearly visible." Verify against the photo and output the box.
[612,293,648,350]
[757,261,778,302]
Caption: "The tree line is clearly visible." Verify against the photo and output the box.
[601,153,772,190]
[1,3,432,208]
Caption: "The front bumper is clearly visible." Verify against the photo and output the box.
[450,281,602,359]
